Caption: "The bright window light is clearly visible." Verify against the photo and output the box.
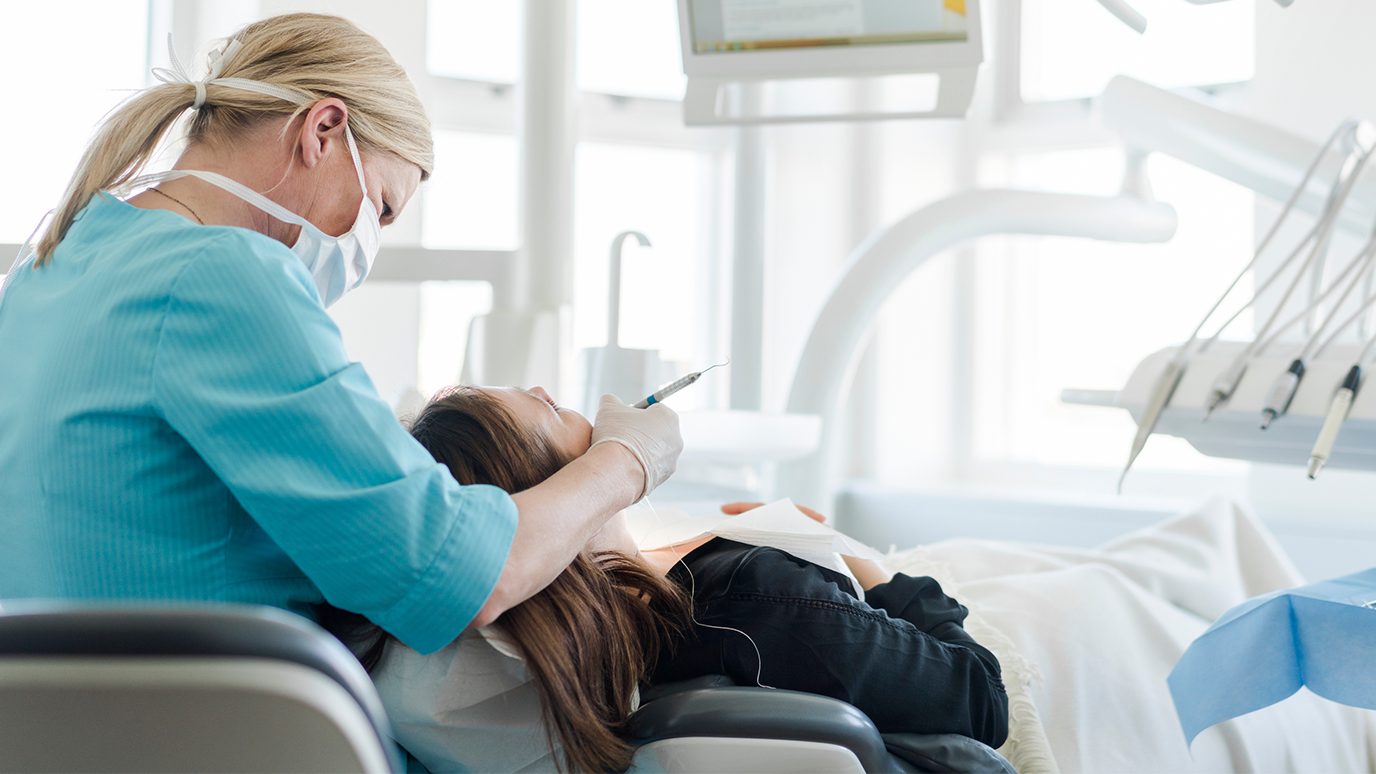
[421,131,519,250]
[0,2,147,242]
[970,148,1254,471]
[418,281,494,395]
[426,0,686,99]
[573,142,709,367]
[578,0,686,100]
[1020,0,1255,102]
[426,1,520,83]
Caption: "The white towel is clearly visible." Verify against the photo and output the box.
[887,497,1374,774]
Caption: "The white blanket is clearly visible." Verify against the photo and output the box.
[888,497,1376,773]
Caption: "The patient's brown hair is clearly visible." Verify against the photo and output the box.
[320,387,689,773]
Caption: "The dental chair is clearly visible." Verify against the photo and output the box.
[0,604,1013,773]
[630,676,1014,773]
[0,603,398,773]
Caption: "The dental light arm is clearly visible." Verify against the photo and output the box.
[778,190,1177,509]
[1098,0,1294,34]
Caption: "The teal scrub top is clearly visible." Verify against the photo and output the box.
[0,194,517,654]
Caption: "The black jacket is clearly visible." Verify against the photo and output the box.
[651,538,1009,748]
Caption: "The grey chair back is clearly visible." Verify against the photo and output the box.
[0,603,398,774]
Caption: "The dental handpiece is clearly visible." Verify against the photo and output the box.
[633,361,729,409]
[1260,358,1307,430]
[1309,365,1363,479]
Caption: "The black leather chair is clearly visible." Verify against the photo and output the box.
[630,675,1016,773]
[0,604,1014,773]
[0,603,400,773]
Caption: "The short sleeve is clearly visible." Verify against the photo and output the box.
[152,230,516,653]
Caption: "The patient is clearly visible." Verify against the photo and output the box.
[322,385,1008,772]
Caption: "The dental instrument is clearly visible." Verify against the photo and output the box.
[1307,310,1376,477]
[1118,123,1355,491]
[1260,359,1306,429]
[1257,224,1376,429]
[1118,359,1186,493]
[1204,127,1375,419]
[1307,364,1363,479]
[633,361,729,409]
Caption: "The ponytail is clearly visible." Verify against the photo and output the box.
[33,83,195,264]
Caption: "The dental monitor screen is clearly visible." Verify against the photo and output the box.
[686,0,969,54]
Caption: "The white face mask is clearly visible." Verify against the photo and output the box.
[125,124,382,307]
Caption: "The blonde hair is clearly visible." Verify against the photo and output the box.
[33,12,433,265]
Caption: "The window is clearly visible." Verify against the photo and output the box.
[970,149,1254,472]
[426,1,519,83]
[866,0,1260,497]
[1020,0,1255,102]
[418,281,494,395]
[421,0,723,411]
[577,0,686,100]
[573,142,711,364]
[427,0,686,99]
[0,2,149,242]
[421,131,519,250]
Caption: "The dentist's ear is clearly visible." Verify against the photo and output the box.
[295,98,349,171]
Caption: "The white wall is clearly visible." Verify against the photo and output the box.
[1239,0,1376,139]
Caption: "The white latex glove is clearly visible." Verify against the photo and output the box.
[590,394,682,501]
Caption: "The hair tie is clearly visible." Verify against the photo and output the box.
[150,34,307,112]
[150,33,242,111]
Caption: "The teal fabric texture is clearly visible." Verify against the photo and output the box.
[0,194,516,654]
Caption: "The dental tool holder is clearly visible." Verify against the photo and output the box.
[578,231,674,413]
[1076,343,1376,471]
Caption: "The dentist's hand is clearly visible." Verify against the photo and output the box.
[591,394,682,501]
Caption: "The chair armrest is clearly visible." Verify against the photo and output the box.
[627,686,901,773]
[881,733,1016,774]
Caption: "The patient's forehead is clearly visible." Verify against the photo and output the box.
[487,387,550,428]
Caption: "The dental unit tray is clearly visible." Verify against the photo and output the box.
[1064,343,1376,471]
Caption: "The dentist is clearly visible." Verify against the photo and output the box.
[0,13,681,654]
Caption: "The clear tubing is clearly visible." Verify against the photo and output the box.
[1256,237,1376,358]
[1198,141,1361,354]
[1314,289,1376,359]
[1305,134,1373,335]
[1183,123,1355,359]
[1209,139,1375,372]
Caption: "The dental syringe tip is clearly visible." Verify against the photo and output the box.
[1307,457,1324,479]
